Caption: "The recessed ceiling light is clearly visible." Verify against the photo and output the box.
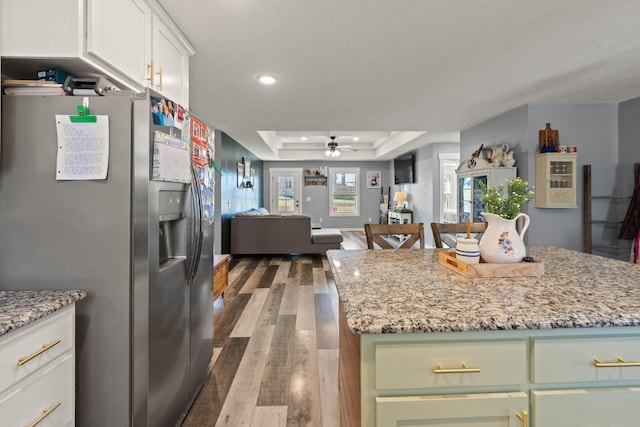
[257,74,278,85]
[301,137,307,141]
[353,137,359,141]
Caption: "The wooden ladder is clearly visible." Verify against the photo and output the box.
[583,163,639,254]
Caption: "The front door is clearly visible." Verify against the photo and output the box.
[270,168,302,215]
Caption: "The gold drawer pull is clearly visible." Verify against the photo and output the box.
[433,363,480,374]
[593,357,640,367]
[517,410,528,427]
[25,402,61,427]
[17,339,61,366]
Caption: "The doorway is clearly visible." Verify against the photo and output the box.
[270,168,302,215]
[439,153,460,223]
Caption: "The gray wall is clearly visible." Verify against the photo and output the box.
[619,97,640,197]
[397,142,460,246]
[461,102,620,253]
[263,160,392,229]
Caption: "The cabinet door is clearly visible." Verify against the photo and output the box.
[1,0,80,56]
[532,388,640,426]
[376,392,528,427]
[472,175,488,222]
[0,354,74,426]
[459,176,472,224]
[535,153,577,208]
[87,0,151,87]
[152,15,190,106]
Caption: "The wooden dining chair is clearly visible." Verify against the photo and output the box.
[364,223,425,249]
[430,222,487,248]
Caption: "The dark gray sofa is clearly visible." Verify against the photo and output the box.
[230,209,343,255]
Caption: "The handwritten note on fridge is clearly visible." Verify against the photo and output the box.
[55,115,109,180]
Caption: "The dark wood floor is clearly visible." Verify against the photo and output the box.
[181,231,367,426]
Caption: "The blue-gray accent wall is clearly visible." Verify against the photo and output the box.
[217,132,263,254]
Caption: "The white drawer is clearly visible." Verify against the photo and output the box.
[532,336,640,383]
[0,353,74,426]
[532,387,640,426]
[0,306,73,393]
[376,392,528,427]
[375,340,526,390]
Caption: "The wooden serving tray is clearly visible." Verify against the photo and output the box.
[438,251,544,278]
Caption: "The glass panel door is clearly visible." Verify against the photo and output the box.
[473,175,488,222]
[458,176,472,224]
[270,169,302,215]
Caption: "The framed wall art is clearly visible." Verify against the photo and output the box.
[367,171,381,189]
[237,162,244,188]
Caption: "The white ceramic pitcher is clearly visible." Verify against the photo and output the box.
[479,212,529,263]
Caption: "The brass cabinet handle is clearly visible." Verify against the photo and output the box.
[17,339,61,366]
[147,61,155,86]
[517,410,528,427]
[25,402,61,427]
[593,357,640,367]
[433,363,480,374]
[155,68,163,92]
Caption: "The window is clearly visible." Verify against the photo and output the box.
[329,167,359,216]
[439,153,460,223]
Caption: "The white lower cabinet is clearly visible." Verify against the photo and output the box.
[0,305,76,426]
[376,392,528,427]
[0,354,74,426]
[532,387,640,427]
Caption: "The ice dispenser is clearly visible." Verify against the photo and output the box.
[158,190,187,266]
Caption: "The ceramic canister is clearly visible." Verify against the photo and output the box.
[456,237,480,264]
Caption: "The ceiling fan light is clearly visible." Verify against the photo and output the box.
[332,150,341,157]
[325,149,332,157]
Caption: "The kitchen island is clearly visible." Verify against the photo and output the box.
[327,247,640,427]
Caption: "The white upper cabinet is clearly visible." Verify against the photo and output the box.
[86,0,151,88]
[151,13,191,106]
[1,0,194,107]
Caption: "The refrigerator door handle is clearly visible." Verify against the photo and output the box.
[186,165,199,284]
[187,164,204,284]
[192,165,204,281]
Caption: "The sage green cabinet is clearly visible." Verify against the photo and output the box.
[377,392,528,427]
[532,388,640,426]
[353,326,640,427]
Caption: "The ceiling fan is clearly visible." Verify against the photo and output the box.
[325,136,353,157]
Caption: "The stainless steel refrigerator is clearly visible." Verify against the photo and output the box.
[0,90,214,427]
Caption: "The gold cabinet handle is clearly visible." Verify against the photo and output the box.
[517,410,528,427]
[155,67,163,92]
[147,61,155,86]
[25,402,61,427]
[17,339,61,366]
[593,357,640,367]
[433,363,480,374]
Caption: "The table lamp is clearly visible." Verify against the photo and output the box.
[394,192,405,210]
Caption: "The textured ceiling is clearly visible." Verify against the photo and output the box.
[157,0,640,160]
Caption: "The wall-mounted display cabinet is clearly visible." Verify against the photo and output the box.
[535,153,578,208]
[456,159,516,224]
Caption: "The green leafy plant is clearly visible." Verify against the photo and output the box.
[479,177,534,220]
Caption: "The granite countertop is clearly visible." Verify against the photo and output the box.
[0,290,86,337]
[326,247,640,334]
